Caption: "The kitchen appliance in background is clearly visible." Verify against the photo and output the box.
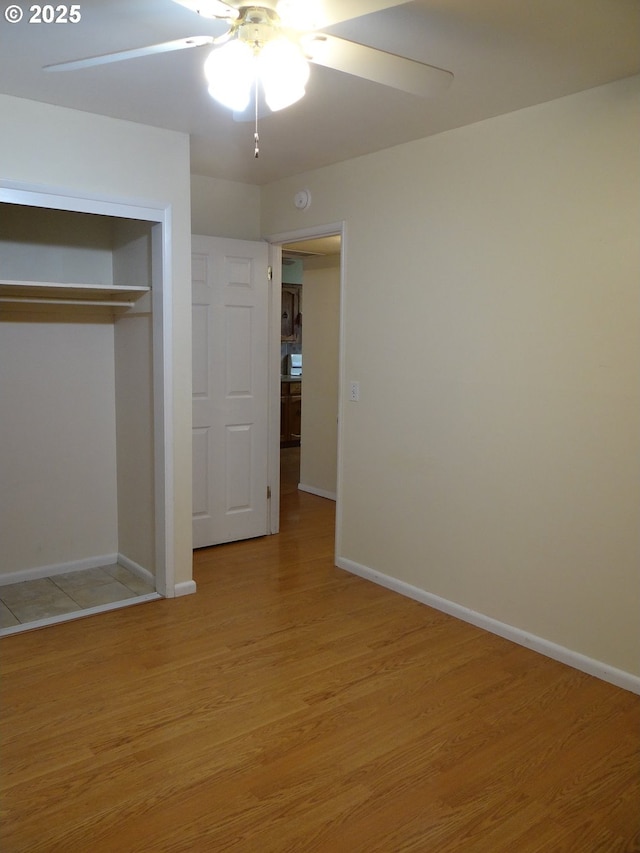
[288,353,302,376]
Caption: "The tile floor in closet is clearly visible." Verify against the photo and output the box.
[1,449,301,635]
[0,563,157,634]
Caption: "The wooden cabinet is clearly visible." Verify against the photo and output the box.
[281,285,301,342]
[281,380,302,447]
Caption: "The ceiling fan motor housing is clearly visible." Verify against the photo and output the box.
[237,7,281,50]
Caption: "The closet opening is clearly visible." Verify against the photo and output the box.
[0,192,172,635]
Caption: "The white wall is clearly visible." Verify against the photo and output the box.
[261,76,640,679]
[191,174,261,239]
[299,256,340,498]
[112,220,155,575]
[114,312,155,574]
[0,319,119,573]
[0,204,114,283]
[0,94,193,589]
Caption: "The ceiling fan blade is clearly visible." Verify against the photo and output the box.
[172,0,239,19]
[306,35,453,98]
[43,36,215,73]
[277,0,411,31]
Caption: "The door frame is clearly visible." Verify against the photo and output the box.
[265,221,346,549]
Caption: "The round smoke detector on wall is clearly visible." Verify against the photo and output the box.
[294,189,311,210]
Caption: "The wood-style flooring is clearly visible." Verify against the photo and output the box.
[1,450,639,851]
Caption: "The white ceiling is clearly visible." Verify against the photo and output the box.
[1,0,638,185]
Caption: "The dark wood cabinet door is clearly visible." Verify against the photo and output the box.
[280,394,288,444]
[288,394,302,442]
[280,381,302,447]
[281,286,300,342]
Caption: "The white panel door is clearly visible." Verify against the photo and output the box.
[192,235,270,548]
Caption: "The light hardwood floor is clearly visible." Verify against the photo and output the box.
[1,463,638,852]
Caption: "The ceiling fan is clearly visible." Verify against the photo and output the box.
[44,0,453,154]
[44,0,453,102]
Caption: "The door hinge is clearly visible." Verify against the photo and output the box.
[267,265,273,281]
[267,485,272,500]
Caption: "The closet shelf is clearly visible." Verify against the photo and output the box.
[0,279,150,308]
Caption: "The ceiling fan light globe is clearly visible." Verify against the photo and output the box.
[259,37,309,111]
[263,80,306,112]
[204,41,254,111]
[276,0,324,30]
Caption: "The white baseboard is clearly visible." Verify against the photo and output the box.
[336,556,640,696]
[298,483,337,501]
[117,553,155,585]
[0,553,195,600]
[0,553,119,587]
[173,580,197,597]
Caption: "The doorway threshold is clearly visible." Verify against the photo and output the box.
[0,592,162,638]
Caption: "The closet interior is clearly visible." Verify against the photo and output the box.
[0,201,164,632]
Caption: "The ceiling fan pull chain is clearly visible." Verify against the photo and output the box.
[254,76,260,158]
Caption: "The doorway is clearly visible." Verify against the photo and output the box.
[269,226,344,538]
[189,225,344,549]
